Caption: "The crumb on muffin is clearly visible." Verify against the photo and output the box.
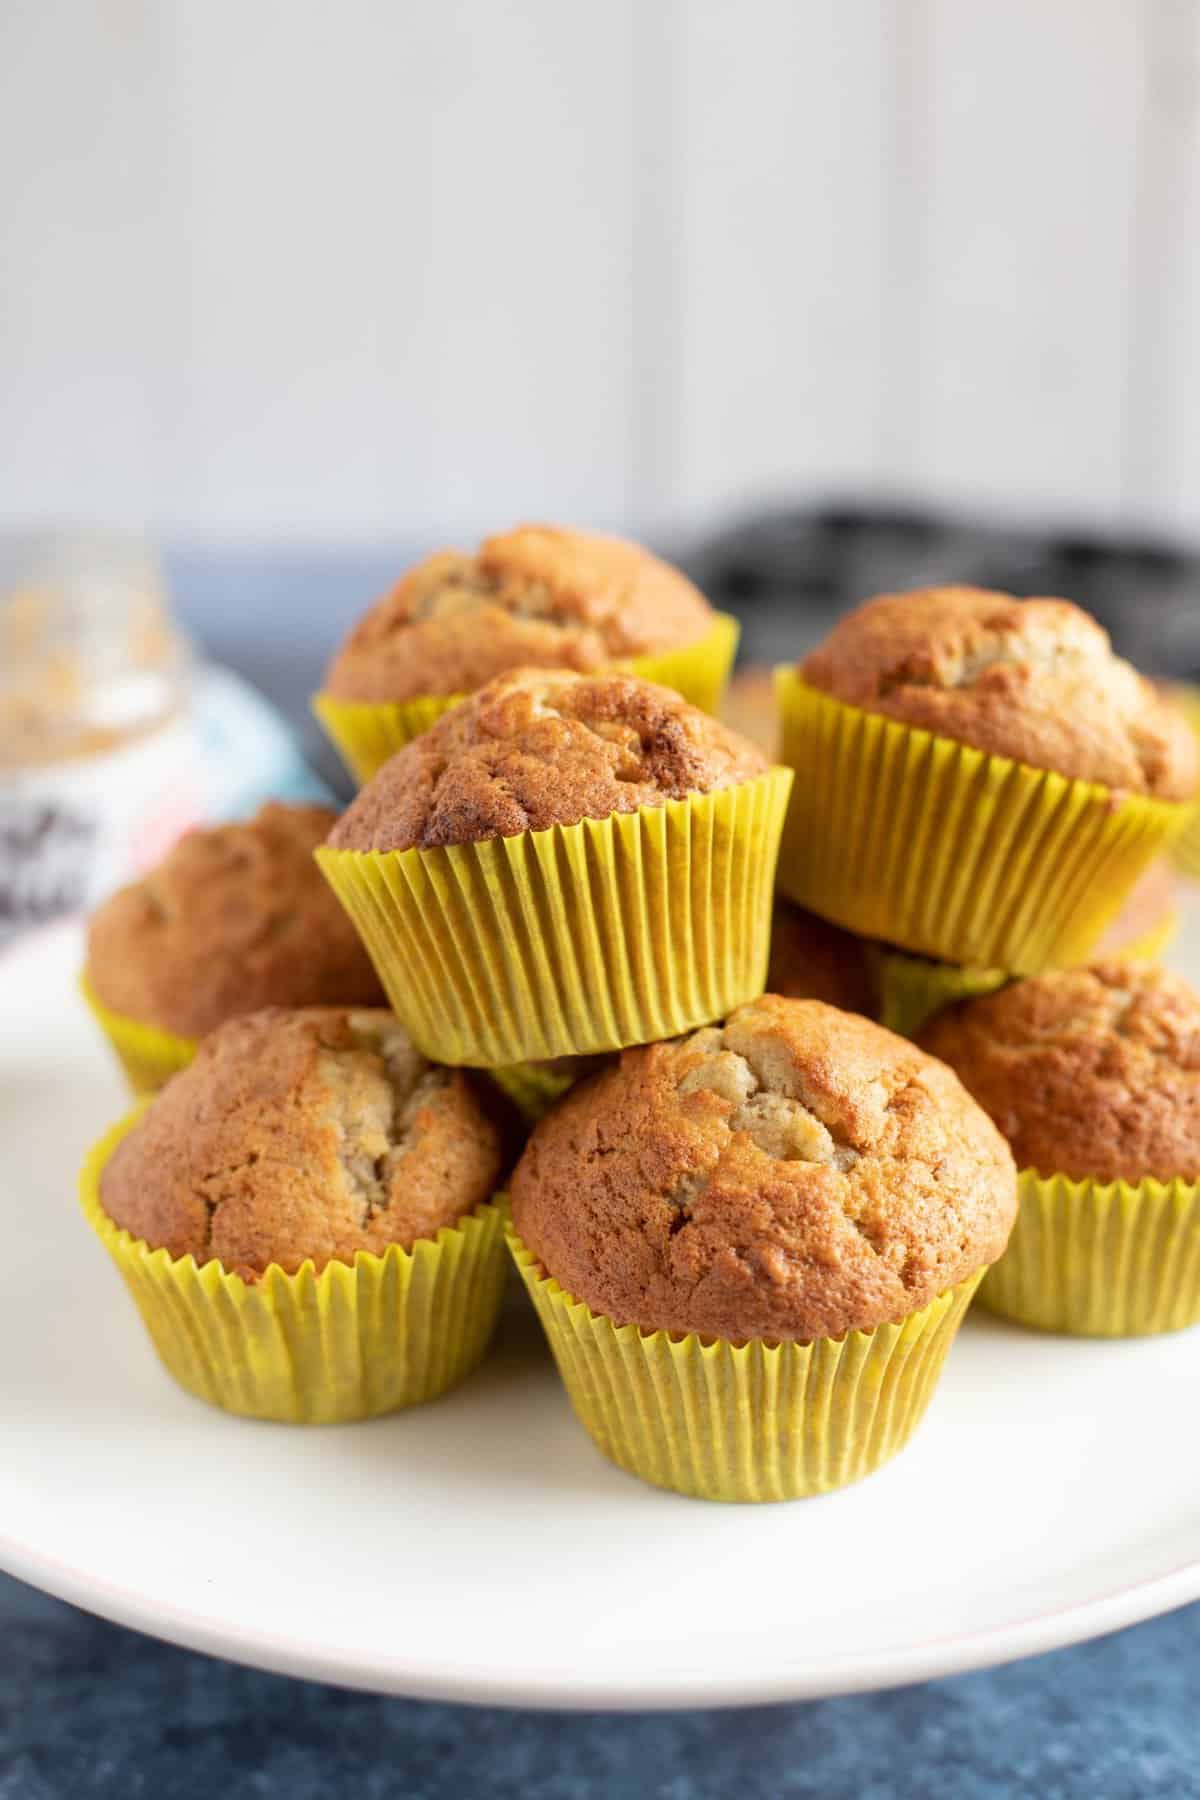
[510,993,1016,1341]
[324,525,715,703]
[800,586,1197,800]
[767,903,877,1016]
[99,1008,502,1278]
[920,962,1200,1184]
[327,668,769,853]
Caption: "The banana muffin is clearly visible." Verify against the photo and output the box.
[100,1007,503,1277]
[767,903,876,1016]
[324,525,717,704]
[777,587,1194,973]
[511,993,1017,1341]
[920,963,1200,1335]
[319,670,790,1065]
[800,586,1195,798]
[86,802,384,1042]
[920,962,1200,1185]
[327,668,769,852]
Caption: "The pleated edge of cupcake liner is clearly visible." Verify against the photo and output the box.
[505,1222,984,1360]
[315,765,794,1064]
[78,971,198,1084]
[317,762,794,887]
[771,671,1187,972]
[312,611,742,784]
[80,1108,509,1304]
[978,1165,1200,1337]
[772,668,1188,842]
[870,904,1178,1039]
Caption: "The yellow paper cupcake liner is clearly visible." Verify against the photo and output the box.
[871,950,1008,1039]
[979,1168,1200,1338]
[79,973,197,1094]
[313,613,741,785]
[871,902,1178,1041]
[81,1112,508,1422]
[775,672,1186,975]
[316,767,793,1066]
[509,1230,982,1502]
[487,1058,593,1123]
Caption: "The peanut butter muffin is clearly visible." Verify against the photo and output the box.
[82,1007,508,1420]
[508,995,1015,1500]
[777,587,1194,973]
[84,803,384,1090]
[767,903,876,1016]
[316,526,737,783]
[328,668,767,852]
[318,671,793,1066]
[921,964,1200,1335]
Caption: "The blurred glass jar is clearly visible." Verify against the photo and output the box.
[0,531,200,947]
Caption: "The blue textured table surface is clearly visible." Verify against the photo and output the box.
[4,549,1197,1800]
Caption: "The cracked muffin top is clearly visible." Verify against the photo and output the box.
[99,1008,502,1277]
[800,586,1196,800]
[327,668,769,853]
[767,903,877,1017]
[323,524,715,703]
[86,803,385,1039]
[510,993,1017,1341]
[919,962,1200,1184]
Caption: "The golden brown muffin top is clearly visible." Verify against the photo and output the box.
[324,525,715,703]
[327,668,769,853]
[767,903,877,1017]
[800,586,1197,800]
[86,803,385,1039]
[510,993,1016,1341]
[99,1008,502,1278]
[920,962,1200,1184]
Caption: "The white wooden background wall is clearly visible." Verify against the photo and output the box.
[2,0,1198,545]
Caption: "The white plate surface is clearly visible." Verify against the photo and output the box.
[2,919,1199,1710]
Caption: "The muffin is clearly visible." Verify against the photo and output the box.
[509,993,1017,1501]
[80,1007,507,1420]
[767,903,876,1015]
[921,963,1200,1335]
[82,802,385,1093]
[776,587,1196,973]
[318,669,793,1065]
[315,524,739,782]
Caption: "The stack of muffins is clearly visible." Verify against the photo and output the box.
[78,528,1200,1503]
